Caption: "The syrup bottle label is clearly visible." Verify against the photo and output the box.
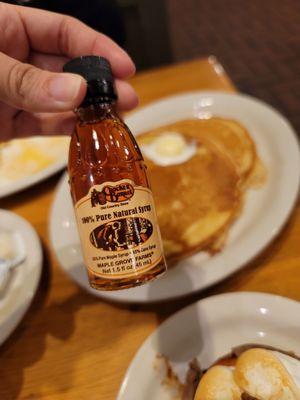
[75,179,164,279]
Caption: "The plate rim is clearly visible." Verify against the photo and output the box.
[125,89,300,136]
[49,91,300,302]
[0,209,42,345]
[117,291,300,399]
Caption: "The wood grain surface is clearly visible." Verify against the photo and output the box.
[0,58,299,400]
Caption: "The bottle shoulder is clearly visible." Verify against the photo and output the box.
[70,116,143,166]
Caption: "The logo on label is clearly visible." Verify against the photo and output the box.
[89,217,153,251]
[90,183,134,207]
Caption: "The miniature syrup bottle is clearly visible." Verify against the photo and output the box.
[63,56,167,290]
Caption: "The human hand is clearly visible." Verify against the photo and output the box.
[0,3,138,141]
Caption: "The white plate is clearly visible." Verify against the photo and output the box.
[0,136,69,199]
[118,292,300,400]
[0,209,42,345]
[49,91,300,302]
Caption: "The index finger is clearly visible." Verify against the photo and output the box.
[12,4,135,79]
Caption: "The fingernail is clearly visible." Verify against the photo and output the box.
[48,74,83,103]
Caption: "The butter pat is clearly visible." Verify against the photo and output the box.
[141,131,196,166]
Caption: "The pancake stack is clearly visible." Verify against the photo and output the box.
[137,117,264,262]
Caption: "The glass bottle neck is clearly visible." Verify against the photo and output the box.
[75,100,118,124]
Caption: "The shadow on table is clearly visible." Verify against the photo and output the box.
[0,201,295,399]
[0,241,95,400]
[148,272,205,364]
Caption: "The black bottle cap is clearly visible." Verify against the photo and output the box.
[63,56,117,104]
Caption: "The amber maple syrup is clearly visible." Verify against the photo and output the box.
[64,56,167,290]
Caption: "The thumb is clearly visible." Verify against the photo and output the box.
[0,52,86,112]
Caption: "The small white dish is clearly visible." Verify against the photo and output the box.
[0,209,42,345]
[118,292,300,400]
[49,91,300,302]
[0,135,69,199]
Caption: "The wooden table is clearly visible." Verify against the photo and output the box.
[1,58,300,400]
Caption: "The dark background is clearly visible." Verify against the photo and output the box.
[4,0,300,133]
